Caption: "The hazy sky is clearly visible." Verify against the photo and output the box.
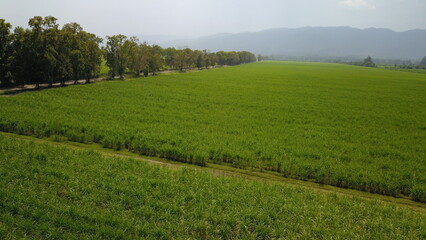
[1,0,425,38]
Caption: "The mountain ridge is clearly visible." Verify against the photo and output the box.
[160,27,426,60]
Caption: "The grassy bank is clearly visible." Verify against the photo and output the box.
[0,134,425,239]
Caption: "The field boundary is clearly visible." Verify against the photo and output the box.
[1,131,425,214]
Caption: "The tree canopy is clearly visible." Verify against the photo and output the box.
[362,56,376,67]
[0,16,257,88]
[420,56,426,68]
[0,16,103,88]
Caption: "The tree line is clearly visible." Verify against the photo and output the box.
[0,17,257,88]
[349,56,426,69]
[104,35,256,79]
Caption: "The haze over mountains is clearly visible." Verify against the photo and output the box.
[159,27,426,61]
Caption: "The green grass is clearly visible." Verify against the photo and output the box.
[99,59,109,76]
[0,61,425,201]
[0,134,425,239]
[378,65,426,74]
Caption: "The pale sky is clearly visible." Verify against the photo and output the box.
[0,0,425,38]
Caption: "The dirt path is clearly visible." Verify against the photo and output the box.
[1,131,425,214]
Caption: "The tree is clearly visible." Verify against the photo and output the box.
[185,48,197,69]
[61,23,102,84]
[80,32,102,83]
[127,39,150,77]
[201,50,215,69]
[216,51,228,65]
[63,23,84,85]
[0,19,12,87]
[172,48,196,71]
[163,47,177,69]
[362,56,376,67]
[419,56,426,68]
[194,50,205,70]
[9,26,30,87]
[16,16,62,88]
[105,34,128,79]
[38,16,62,87]
[238,51,256,64]
[122,37,139,75]
[26,16,47,88]
[172,49,186,71]
[2,16,257,88]
[52,29,73,86]
[147,45,164,75]
[227,51,240,65]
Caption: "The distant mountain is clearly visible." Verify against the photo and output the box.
[161,27,426,60]
[135,34,190,45]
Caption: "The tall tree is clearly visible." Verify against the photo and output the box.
[185,48,196,69]
[26,16,46,88]
[124,37,149,77]
[147,45,164,75]
[63,23,84,84]
[206,52,217,68]
[80,32,103,83]
[9,26,30,87]
[420,56,426,68]
[42,16,62,87]
[362,56,376,67]
[227,51,240,65]
[0,19,12,87]
[216,51,228,66]
[172,49,186,71]
[194,50,205,70]
[2,16,257,88]
[105,34,128,79]
[12,16,62,88]
[163,47,177,69]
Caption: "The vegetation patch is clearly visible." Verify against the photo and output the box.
[0,134,425,239]
[0,61,425,201]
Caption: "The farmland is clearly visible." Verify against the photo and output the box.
[0,134,425,239]
[378,65,426,74]
[0,61,425,201]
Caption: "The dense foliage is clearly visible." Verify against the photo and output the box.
[0,62,425,202]
[104,36,256,79]
[0,135,424,239]
[0,17,103,88]
[0,17,256,87]
[420,56,426,68]
[348,56,377,68]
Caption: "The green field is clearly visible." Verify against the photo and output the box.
[0,134,425,239]
[0,62,425,201]
[378,65,426,74]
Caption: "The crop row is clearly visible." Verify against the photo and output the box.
[0,62,425,202]
[1,134,425,239]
